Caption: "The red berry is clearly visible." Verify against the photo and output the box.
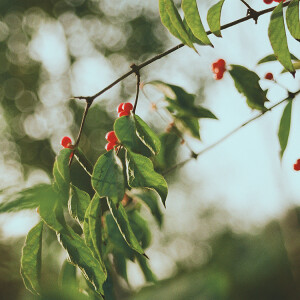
[61,136,72,148]
[214,71,224,80]
[217,59,226,69]
[212,62,219,72]
[263,0,273,4]
[117,103,125,113]
[105,131,118,143]
[274,0,285,2]
[264,72,274,80]
[294,164,300,171]
[118,111,129,117]
[105,142,116,151]
[122,102,133,113]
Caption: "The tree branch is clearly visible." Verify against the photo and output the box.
[163,90,300,175]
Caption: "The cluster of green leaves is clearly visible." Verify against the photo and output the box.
[159,0,300,76]
[148,81,217,139]
[16,113,171,298]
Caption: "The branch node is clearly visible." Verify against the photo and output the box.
[130,63,140,76]
[191,151,198,160]
[247,8,259,24]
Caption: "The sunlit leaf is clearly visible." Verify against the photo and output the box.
[175,116,200,139]
[278,99,293,158]
[0,184,51,213]
[207,0,225,37]
[134,191,163,228]
[114,115,151,157]
[268,2,295,75]
[229,65,268,111]
[92,151,124,203]
[69,184,90,224]
[126,150,168,207]
[88,194,106,273]
[128,210,152,249]
[106,197,145,255]
[257,53,299,64]
[159,0,196,50]
[21,222,43,295]
[182,0,212,46]
[59,260,77,292]
[286,0,300,41]
[136,254,157,283]
[134,115,161,155]
[58,227,107,295]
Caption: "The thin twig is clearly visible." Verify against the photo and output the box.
[131,64,141,114]
[163,91,299,175]
[240,0,253,11]
[69,101,92,166]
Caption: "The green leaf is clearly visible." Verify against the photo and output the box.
[159,0,196,51]
[113,252,128,283]
[154,131,181,172]
[207,0,225,37]
[229,65,268,111]
[257,53,299,64]
[114,115,151,157]
[278,100,293,158]
[182,0,212,46]
[58,227,107,296]
[59,260,77,291]
[286,0,300,41]
[83,201,94,252]
[88,194,106,273]
[281,61,300,73]
[183,18,205,46]
[134,191,163,228]
[39,187,70,234]
[21,222,43,295]
[91,150,125,203]
[53,148,72,204]
[69,184,90,224]
[134,115,161,155]
[0,184,51,213]
[175,116,200,139]
[106,213,135,261]
[268,2,295,75]
[128,210,152,249]
[126,150,168,207]
[136,254,157,283]
[106,197,145,255]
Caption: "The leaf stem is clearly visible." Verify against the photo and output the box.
[131,64,141,114]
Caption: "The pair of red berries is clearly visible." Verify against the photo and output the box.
[104,102,133,151]
[105,131,119,151]
[263,0,286,4]
[117,102,133,117]
[294,159,300,171]
[212,59,226,80]
[264,72,274,80]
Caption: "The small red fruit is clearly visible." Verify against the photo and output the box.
[215,71,224,80]
[117,103,125,113]
[264,72,274,80]
[61,136,72,148]
[122,103,133,113]
[293,159,300,171]
[212,59,226,80]
[263,0,273,4]
[105,131,118,143]
[118,111,129,117]
[105,142,115,151]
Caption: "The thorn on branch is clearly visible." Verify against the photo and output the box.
[191,151,198,160]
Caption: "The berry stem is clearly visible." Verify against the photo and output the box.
[69,101,92,167]
[131,64,141,114]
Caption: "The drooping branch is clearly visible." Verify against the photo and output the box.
[163,90,300,175]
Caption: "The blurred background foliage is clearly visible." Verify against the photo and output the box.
[1,0,300,299]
